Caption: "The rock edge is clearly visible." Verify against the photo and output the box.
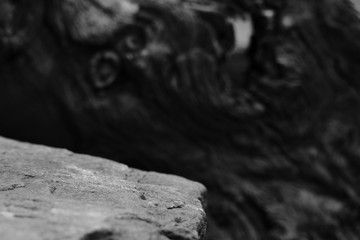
[0,137,207,240]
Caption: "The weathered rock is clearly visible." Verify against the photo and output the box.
[0,136,207,240]
[3,0,360,239]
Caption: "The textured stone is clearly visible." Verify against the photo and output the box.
[0,137,206,240]
[3,0,360,239]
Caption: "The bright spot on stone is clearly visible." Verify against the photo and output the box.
[1,211,14,218]
[349,0,360,13]
[94,0,139,14]
[228,16,253,52]
[282,16,294,28]
[120,0,139,15]
[277,55,291,67]
[262,9,275,19]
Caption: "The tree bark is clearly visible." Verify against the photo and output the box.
[1,0,360,239]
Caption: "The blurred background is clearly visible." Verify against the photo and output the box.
[352,0,360,11]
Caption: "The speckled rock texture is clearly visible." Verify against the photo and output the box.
[0,137,207,240]
[3,0,360,239]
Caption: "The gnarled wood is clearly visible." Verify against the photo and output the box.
[1,0,360,239]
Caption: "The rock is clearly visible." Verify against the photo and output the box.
[0,136,207,240]
[3,1,360,239]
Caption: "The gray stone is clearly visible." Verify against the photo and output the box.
[0,137,207,240]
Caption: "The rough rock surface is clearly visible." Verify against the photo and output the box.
[0,137,207,240]
[3,0,360,239]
